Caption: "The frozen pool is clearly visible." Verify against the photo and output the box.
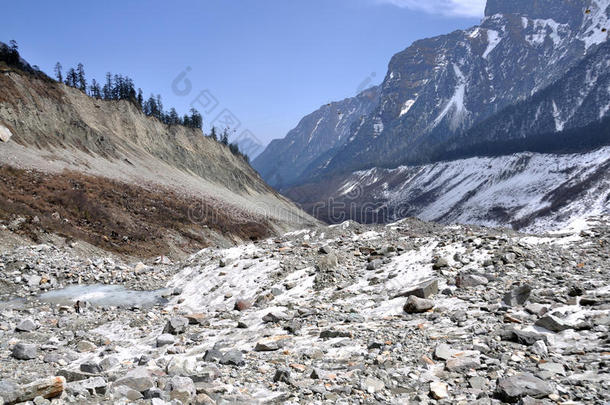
[38,284,170,308]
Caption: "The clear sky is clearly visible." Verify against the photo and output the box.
[2,0,483,148]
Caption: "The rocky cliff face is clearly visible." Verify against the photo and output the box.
[305,0,609,177]
[252,86,379,188]
[257,0,608,183]
[0,62,316,256]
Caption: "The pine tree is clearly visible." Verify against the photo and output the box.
[76,63,86,91]
[210,126,218,141]
[137,88,143,109]
[90,79,102,98]
[54,62,63,83]
[7,40,19,65]
[221,128,229,145]
[65,68,77,87]
[103,72,113,100]
[168,108,179,125]
[189,108,203,129]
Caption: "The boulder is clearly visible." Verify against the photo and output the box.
[156,334,176,347]
[456,273,489,288]
[80,360,102,375]
[495,373,553,403]
[395,278,439,299]
[430,381,448,399]
[163,317,189,335]
[535,315,572,332]
[273,367,291,384]
[12,343,37,360]
[219,350,244,366]
[15,318,38,332]
[503,285,532,306]
[113,367,154,392]
[403,296,434,313]
[166,376,195,404]
[0,124,12,143]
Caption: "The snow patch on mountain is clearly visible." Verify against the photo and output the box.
[579,0,610,50]
[483,29,501,59]
[433,64,468,130]
[526,19,569,47]
[399,99,416,117]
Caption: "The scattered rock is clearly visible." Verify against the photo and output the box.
[273,367,291,384]
[113,367,154,392]
[456,272,488,288]
[503,285,532,306]
[12,343,37,360]
[403,295,434,313]
[361,376,385,394]
[430,381,448,399]
[15,318,38,332]
[219,350,244,366]
[157,333,176,347]
[163,316,189,334]
[535,315,572,332]
[495,373,553,403]
[396,278,439,299]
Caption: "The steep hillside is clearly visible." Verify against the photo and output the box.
[0,62,316,257]
[252,86,379,189]
[286,146,610,231]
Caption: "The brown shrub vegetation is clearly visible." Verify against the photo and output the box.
[0,165,272,257]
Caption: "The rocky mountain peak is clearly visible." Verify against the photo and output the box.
[484,0,587,25]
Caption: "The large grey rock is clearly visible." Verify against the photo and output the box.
[12,343,37,360]
[0,380,21,404]
[273,367,291,384]
[156,333,176,347]
[535,315,572,332]
[163,317,189,335]
[166,376,195,404]
[15,318,38,332]
[80,360,102,375]
[456,273,488,288]
[503,285,532,306]
[113,367,154,392]
[495,373,553,403]
[219,350,244,366]
[403,295,434,313]
[396,279,438,299]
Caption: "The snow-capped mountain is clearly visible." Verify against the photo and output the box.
[255,0,610,230]
[252,86,379,189]
[301,0,610,178]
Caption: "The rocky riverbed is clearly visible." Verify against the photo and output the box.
[0,217,609,404]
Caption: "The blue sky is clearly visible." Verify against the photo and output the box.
[2,0,483,148]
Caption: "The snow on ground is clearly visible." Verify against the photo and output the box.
[342,146,610,233]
